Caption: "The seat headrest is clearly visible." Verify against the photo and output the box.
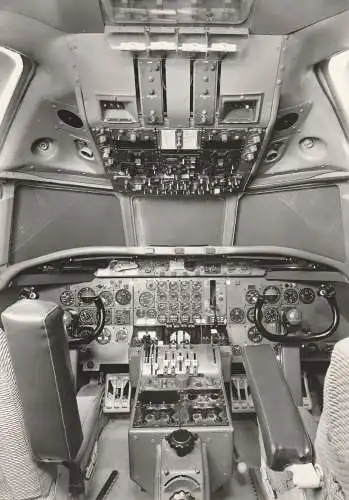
[1,299,83,462]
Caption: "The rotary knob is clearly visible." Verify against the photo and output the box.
[166,429,197,457]
[170,492,195,500]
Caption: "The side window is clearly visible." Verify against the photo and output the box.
[323,51,349,135]
[0,47,32,147]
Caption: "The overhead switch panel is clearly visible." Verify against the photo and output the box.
[138,58,164,125]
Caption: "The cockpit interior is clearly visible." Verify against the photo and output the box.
[1,1,349,499]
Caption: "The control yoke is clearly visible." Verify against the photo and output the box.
[68,293,106,347]
[254,284,340,345]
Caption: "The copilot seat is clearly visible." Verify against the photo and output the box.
[243,341,349,499]
[0,299,104,499]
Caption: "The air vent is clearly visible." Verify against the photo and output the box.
[274,112,299,131]
[57,109,83,128]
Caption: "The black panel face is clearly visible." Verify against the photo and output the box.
[93,127,264,197]
[236,187,346,262]
[10,186,126,262]
[133,197,225,245]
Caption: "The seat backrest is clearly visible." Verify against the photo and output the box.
[0,328,54,500]
[315,337,349,499]
[1,299,83,463]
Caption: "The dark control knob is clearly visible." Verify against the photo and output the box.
[166,429,197,457]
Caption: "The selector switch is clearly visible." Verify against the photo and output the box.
[166,429,197,457]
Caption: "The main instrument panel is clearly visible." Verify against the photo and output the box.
[51,273,335,370]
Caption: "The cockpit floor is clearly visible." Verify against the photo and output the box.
[86,418,261,500]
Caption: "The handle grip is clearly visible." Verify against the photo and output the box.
[254,284,339,345]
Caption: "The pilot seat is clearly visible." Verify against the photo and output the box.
[0,299,105,499]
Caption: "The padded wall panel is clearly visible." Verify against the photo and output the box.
[133,197,225,246]
[236,186,345,261]
[10,185,125,262]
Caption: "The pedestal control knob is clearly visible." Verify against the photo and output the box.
[170,492,195,500]
[166,429,197,457]
[285,308,302,326]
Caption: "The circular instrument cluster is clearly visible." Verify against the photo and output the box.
[136,279,203,325]
[60,281,132,334]
[229,283,318,344]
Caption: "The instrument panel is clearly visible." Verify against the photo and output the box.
[93,127,264,197]
[48,275,336,369]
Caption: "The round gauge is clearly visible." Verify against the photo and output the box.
[78,287,95,304]
[247,307,257,323]
[157,281,167,291]
[60,290,75,307]
[77,327,93,338]
[192,292,202,302]
[139,291,154,307]
[299,287,315,304]
[169,313,179,323]
[105,309,112,325]
[181,302,190,312]
[147,309,157,319]
[115,329,128,342]
[158,302,167,312]
[79,309,95,325]
[136,309,145,318]
[192,303,202,313]
[158,292,167,303]
[115,288,131,306]
[169,292,178,302]
[283,288,298,304]
[158,313,167,324]
[245,289,259,305]
[192,313,201,323]
[146,280,156,291]
[169,302,179,312]
[263,286,281,304]
[263,307,279,324]
[181,313,190,323]
[100,291,114,306]
[169,281,179,292]
[180,292,191,303]
[180,281,190,290]
[248,327,263,344]
[97,328,111,345]
[230,307,245,323]
[192,281,202,291]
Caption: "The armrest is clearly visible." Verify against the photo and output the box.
[75,383,104,471]
[242,345,313,471]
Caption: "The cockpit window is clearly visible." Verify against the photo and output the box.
[325,50,349,135]
[100,0,255,25]
[0,47,31,148]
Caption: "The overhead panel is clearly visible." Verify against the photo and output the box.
[193,60,219,127]
[137,58,164,126]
